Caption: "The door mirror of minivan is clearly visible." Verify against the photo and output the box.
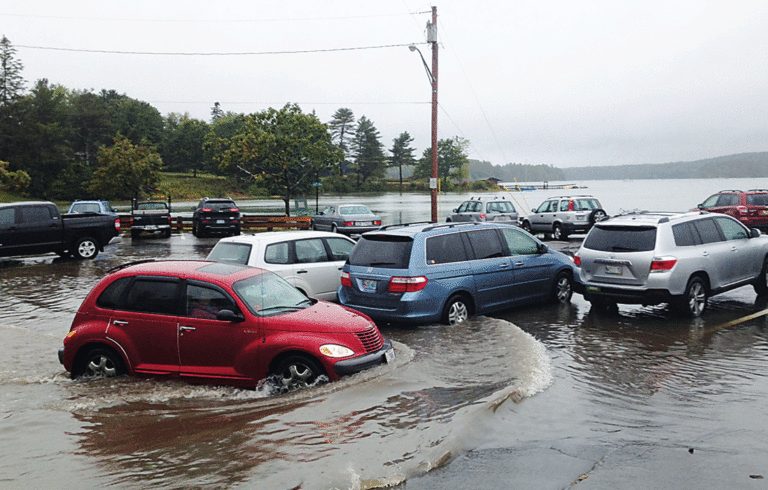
[538,243,549,253]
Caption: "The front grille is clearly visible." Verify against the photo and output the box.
[355,325,383,353]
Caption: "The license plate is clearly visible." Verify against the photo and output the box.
[576,215,586,221]
[605,265,622,275]
[586,285,601,292]
[146,225,157,230]
[384,347,395,363]
[216,219,225,224]
[357,221,371,226]
[362,279,377,292]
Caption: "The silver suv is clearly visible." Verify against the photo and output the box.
[574,211,768,316]
[447,196,518,223]
[521,195,606,240]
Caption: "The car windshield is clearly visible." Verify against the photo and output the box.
[207,242,251,264]
[583,225,657,252]
[137,202,167,210]
[233,271,312,317]
[340,205,371,215]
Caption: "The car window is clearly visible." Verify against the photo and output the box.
[466,229,504,259]
[206,242,252,264]
[714,216,749,240]
[470,202,482,212]
[0,208,15,228]
[426,232,469,264]
[499,228,539,255]
[264,242,291,264]
[325,237,355,261]
[186,283,238,319]
[233,271,311,317]
[96,277,132,309]
[348,235,413,269]
[295,238,329,263]
[70,203,101,213]
[747,194,768,206]
[559,200,569,212]
[672,222,700,247]
[20,206,53,223]
[583,225,657,252]
[692,218,723,244]
[487,202,514,213]
[124,278,180,315]
[340,205,370,215]
[575,199,600,211]
[457,202,470,213]
[716,194,739,206]
[541,201,556,213]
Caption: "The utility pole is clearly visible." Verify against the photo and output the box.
[429,6,439,223]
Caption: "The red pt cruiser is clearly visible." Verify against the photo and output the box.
[58,260,394,389]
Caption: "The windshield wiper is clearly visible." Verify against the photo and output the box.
[368,262,398,266]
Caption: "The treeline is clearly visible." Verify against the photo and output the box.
[562,152,768,181]
[468,160,565,182]
[0,36,474,203]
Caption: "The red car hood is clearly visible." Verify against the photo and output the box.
[263,301,373,333]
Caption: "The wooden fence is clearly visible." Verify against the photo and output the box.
[119,215,311,232]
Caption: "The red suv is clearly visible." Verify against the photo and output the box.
[58,260,394,389]
[697,190,768,231]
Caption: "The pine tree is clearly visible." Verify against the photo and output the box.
[328,108,355,175]
[0,36,25,106]
[389,132,416,193]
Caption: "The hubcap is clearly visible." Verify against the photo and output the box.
[448,301,468,325]
[282,363,313,387]
[86,355,117,377]
[688,282,706,316]
[556,277,571,302]
[79,241,96,258]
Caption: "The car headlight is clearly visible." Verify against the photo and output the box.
[319,344,355,358]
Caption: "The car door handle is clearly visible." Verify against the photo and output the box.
[701,251,709,257]
[499,263,509,269]
[297,269,308,274]
[112,320,128,326]
[513,262,525,266]
[179,326,196,332]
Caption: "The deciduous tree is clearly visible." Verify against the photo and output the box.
[389,132,416,193]
[89,134,163,199]
[414,136,470,187]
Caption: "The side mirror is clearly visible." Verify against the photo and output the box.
[697,204,704,209]
[452,208,458,213]
[531,207,538,213]
[216,309,245,322]
[751,228,761,238]
[538,243,549,253]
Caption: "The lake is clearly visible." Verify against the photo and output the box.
[2,178,768,489]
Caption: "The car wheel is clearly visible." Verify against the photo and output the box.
[131,229,140,240]
[331,223,338,234]
[274,355,325,391]
[74,347,126,379]
[551,271,573,304]
[74,237,99,260]
[521,221,532,234]
[588,298,618,313]
[590,209,607,224]
[676,276,708,317]
[442,295,471,325]
[234,226,241,236]
[163,228,172,238]
[198,225,207,238]
[192,221,198,237]
[553,223,568,241]
[753,255,768,295]
[311,221,317,231]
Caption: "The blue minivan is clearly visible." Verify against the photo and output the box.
[339,222,576,325]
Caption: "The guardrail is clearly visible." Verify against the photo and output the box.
[119,215,311,232]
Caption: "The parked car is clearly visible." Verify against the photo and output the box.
[58,260,394,389]
[521,195,606,240]
[206,231,356,301]
[0,201,120,260]
[131,200,171,239]
[192,197,241,237]
[67,200,118,216]
[696,189,768,231]
[573,211,768,317]
[339,221,576,325]
[446,196,518,223]
[311,204,382,235]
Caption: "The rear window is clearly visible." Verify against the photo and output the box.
[205,201,237,211]
[426,232,468,264]
[349,235,413,269]
[583,225,657,252]
[747,194,768,206]
[207,242,252,265]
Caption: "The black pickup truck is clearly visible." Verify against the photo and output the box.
[0,201,121,260]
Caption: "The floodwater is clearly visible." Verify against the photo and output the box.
[3,179,768,489]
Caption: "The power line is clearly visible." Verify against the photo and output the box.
[15,43,424,56]
[2,11,432,23]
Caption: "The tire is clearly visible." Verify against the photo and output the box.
[553,223,568,241]
[753,255,768,295]
[131,229,140,240]
[551,271,573,304]
[442,295,471,325]
[588,298,618,313]
[274,355,325,391]
[192,221,198,237]
[589,209,607,225]
[74,347,126,379]
[311,221,317,231]
[521,221,532,234]
[675,276,708,317]
[74,237,99,260]
[234,226,241,236]
[198,225,207,238]
[163,228,171,238]
[331,223,338,234]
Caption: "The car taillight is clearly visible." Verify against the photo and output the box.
[479,214,487,221]
[388,276,428,293]
[114,218,121,231]
[344,221,355,226]
[340,271,352,287]
[230,208,239,213]
[569,200,574,211]
[573,255,581,266]
[650,256,677,272]
[202,207,213,213]
[373,220,382,225]
[737,205,748,215]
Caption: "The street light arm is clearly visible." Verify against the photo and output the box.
[409,45,434,85]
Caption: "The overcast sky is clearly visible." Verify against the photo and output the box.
[3,1,768,168]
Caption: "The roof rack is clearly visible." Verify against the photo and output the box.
[718,190,743,193]
[106,259,157,274]
[376,221,434,231]
[747,189,768,192]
